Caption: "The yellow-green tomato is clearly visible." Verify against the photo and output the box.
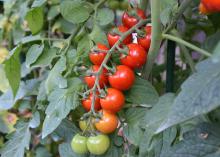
[71,134,88,154]
[120,1,129,10]
[87,134,110,155]
[108,0,120,10]
[79,120,95,132]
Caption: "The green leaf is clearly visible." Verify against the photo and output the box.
[29,111,40,129]
[45,57,67,94]
[157,59,220,133]
[125,77,159,105]
[32,0,46,7]
[212,41,220,63]
[55,119,79,142]
[0,121,31,157]
[21,35,41,44]
[203,31,220,52]
[0,115,8,133]
[162,123,220,157]
[89,25,108,45]
[4,45,22,97]
[32,47,59,68]
[35,147,52,157]
[123,108,147,146]
[96,8,114,26]
[60,0,92,24]
[47,5,60,20]
[25,7,44,34]
[25,44,44,68]
[42,78,83,138]
[77,34,93,56]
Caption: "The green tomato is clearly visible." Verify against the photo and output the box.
[71,134,88,154]
[120,1,129,10]
[79,120,95,132]
[87,134,110,155]
[108,0,120,10]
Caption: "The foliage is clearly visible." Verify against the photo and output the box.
[0,0,220,157]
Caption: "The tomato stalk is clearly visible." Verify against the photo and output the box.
[162,33,212,57]
[142,0,162,79]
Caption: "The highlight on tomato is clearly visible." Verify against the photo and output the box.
[89,43,109,65]
[82,93,101,112]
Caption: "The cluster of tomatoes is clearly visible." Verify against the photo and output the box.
[71,8,151,155]
[199,0,220,14]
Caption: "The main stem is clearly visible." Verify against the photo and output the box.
[89,19,149,116]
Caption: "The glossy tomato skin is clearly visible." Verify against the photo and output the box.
[120,43,147,69]
[100,88,125,112]
[107,25,132,48]
[84,65,108,88]
[89,43,109,65]
[79,120,95,132]
[137,25,152,50]
[82,93,101,112]
[71,134,88,154]
[87,134,110,155]
[122,8,146,28]
[95,109,118,134]
[108,65,135,91]
[199,2,211,14]
[201,0,220,12]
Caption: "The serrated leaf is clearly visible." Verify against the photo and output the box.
[157,59,220,133]
[25,44,44,68]
[55,119,79,142]
[0,121,31,157]
[42,78,83,138]
[125,77,159,105]
[4,45,22,97]
[96,8,114,26]
[162,123,220,157]
[45,57,67,94]
[60,0,92,24]
[89,25,108,45]
[124,108,147,146]
[32,47,58,68]
[25,7,44,34]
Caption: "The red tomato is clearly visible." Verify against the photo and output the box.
[82,93,101,112]
[107,25,132,48]
[84,65,108,88]
[122,8,146,28]
[100,88,125,113]
[95,109,118,134]
[199,2,211,14]
[120,43,147,69]
[137,25,151,50]
[201,0,220,12]
[108,65,135,91]
[89,43,109,65]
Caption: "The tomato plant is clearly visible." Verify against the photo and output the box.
[1,0,220,157]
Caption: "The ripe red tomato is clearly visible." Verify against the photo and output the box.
[201,0,220,13]
[95,109,118,134]
[82,93,101,112]
[199,3,211,14]
[137,25,151,50]
[100,88,125,112]
[107,25,132,48]
[122,8,146,28]
[108,65,135,91]
[89,43,109,65]
[84,65,108,88]
[120,43,147,69]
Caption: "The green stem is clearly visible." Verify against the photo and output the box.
[171,30,196,73]
[162,33,212,57]
[142,0,162,79]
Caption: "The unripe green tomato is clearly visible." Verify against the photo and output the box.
[71,134,88,154]
[120,1,129,10]
[87,134,110,155]
[108,0,120,10]
[79,120,95,132]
